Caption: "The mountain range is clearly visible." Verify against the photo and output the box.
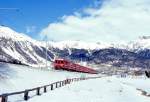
[0,26,150,68]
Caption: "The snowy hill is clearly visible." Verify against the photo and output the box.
[0,63,87,94]
[27,76,150,102]
[0,26,54,67]
[1,63,150,102]
[49,36,150,68]
[49,40,111,50]
[130,36,150,50]
[0,26,150,68]
[0,26,32,41]
[0,62,96,102]
[0,26,150,102]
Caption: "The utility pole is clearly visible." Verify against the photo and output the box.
[45,35,48,69]
[46,39,48,69]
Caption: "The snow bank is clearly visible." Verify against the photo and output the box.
[27,76,150,102]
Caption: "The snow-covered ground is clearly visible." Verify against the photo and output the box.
[0,63,98,101]
[26,76,150,102]
[0,63,150,102]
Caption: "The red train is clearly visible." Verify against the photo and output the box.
[53,59,98,74]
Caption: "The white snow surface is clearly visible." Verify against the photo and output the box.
[1,26,150,102]
[0,26,34,42]
[49,40,111,50]
[0,63,96,100]
[26,76,150,102]
[0,63,150,102]
[1,26,150,51]
[130,36,150,50]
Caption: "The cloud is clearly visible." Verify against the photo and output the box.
[40,0,150,43]
[26,26,36,33]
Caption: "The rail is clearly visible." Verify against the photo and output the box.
[0,76,101,102]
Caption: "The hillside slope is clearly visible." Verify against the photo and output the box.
[26,76,150,102]
[0,26,150,68]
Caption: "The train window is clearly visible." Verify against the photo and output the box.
[55,60,59,63]
[55,60,65,64]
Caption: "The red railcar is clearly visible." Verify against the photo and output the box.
[53,59,98,74]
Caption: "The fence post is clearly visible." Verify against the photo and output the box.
[59,81,61,87]
[56,82,58,88]
[24,90,29,101]
[62,81,64,86]
[36,87,40,95]
[63,80,66,85]
[63,80,65,85]
[51,84,53,90]
[1,94,8,102]
[44,86,47,93]
[68,79,70,84]
[67,79,69,84]
[0,77,101,102]
[65,80,67,84]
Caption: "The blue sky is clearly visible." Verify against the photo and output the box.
[0,0,96,39]
[1,0,150,43]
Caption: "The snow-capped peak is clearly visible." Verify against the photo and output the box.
[129,36,150,50]
[49,40,111,50]
[139,36,150,40]
[0,26,34,42]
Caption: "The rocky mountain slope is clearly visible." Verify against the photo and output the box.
[0,26,150,68]
[0,26,54,67]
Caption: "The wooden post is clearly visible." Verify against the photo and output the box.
[51,84,53,90]
[63,81,65,85]
[66,79,68,84]
[1,94,8,102]
[67,79,69,84]
[24,91,29,101]
[59,82,61,87]
[36,87,40,95]
[44,86,47,93]
[67,79,70,84]
[65,80,67,84]
[145,71,150,78]
[62,81,64,86]
[56,82,58,88]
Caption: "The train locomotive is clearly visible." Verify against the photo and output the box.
[53,59,98,74]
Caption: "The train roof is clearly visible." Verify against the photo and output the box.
[55,59,67,61]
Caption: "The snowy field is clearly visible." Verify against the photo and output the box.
[27,76,150,102]
[0,63,97,93]
[0,63,150,102]
[0,63,98,101]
